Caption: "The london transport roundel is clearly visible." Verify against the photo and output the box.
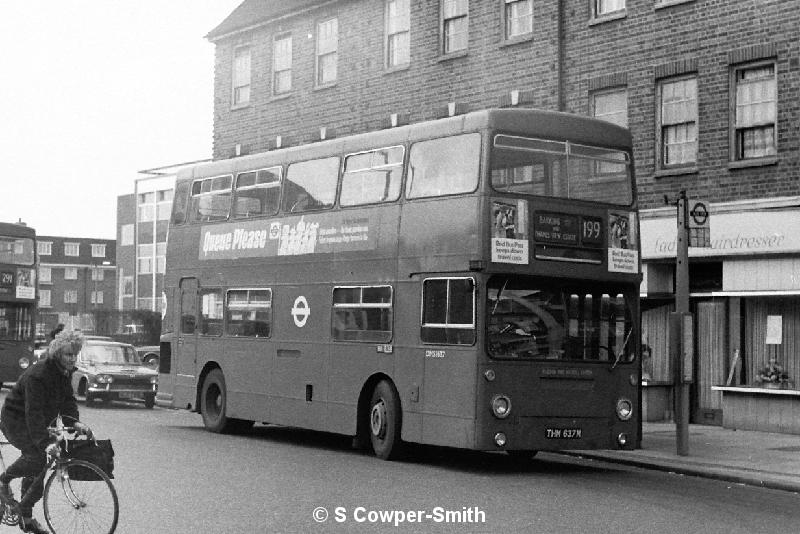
[291,296,310,327]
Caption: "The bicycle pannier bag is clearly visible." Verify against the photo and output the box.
[61,439,115,480]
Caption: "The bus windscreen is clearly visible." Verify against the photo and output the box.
[487,275,634,363]
[0,237,35,265]
[490,134,633,206]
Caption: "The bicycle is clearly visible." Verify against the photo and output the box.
[0,422,118,534]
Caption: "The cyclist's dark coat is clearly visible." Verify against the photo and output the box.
[1,357,79,452]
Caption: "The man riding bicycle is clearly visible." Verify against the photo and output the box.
[0,330,92,534]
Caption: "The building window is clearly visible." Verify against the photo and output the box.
[591,88,628,127]
[658,76,697,168]
[37,241,52,256]
[593,0,625,18]
[64,267,78,280]
[332,286,392,342]
[386,0,410,68]
[137,297,154,310]
[226,288,272,337]
[39,266,52,284]
[121,224,134,246]
[64,290,78,304]
[91,244,106,258]
[64,242,80,257]
[39,290,51,307]
[138,192,155,222]
[504,0,532,40]
[91,291,104,305]
[138,244,154,274]
[91,268,104,281]
[273,35,293,95]
[232,46,251,107]
[157,189,173,220]
[123,276,134,297]
[316,18,338,86]
[442,0,468,54]
[421,277,475,345]
[732,63,777,160]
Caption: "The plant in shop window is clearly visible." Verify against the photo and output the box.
[756,359,791,389]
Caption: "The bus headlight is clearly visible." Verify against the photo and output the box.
[494,432,507,447]
[19,357,30,370]
[616,398,633,421]
[491,394,512,419]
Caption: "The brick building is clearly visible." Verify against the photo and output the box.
[36,236,116,334]
[201,0,800,425]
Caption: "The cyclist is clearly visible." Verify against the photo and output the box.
[0,330,92,534]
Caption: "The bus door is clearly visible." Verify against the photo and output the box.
[176,278,199,393]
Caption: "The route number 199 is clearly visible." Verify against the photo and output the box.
[583,219,601,240]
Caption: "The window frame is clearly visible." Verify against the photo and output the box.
[590,87,628,128]
[315,17,339,87]
[332,285,393,343]
[591,0,626,21]
[39,266,52,284]
[188,174,234,223]
[656,75,698,171]
[420,277,476,345]
[39,289,51,307]
[225,288,273,338]
[64,242,80,257]
[63,289,78,304]
[272,34,293,96]
[64,267,78,280]
[232,45,252,108]
[340,145,405,207]
[385,0,411,69]
[37,241,52,256]
[199,288,224,337]
[502,0,533,42]
[281,157,340,213]
[730,60,778,163]
[405,133,481,200]
[441,0,469,55]
[233,166,282,219]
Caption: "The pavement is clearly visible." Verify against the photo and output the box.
[562,422,800,493]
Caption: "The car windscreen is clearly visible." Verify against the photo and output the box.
[82,344,140,364]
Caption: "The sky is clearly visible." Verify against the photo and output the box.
[0,1,244,239]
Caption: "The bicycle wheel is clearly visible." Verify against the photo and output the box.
[43,460,119,534]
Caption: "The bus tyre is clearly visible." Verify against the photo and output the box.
[200,369,253,434]
[368,380,403,460]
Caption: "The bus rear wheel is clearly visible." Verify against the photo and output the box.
[368,380,403,460]
[200,369,252,433]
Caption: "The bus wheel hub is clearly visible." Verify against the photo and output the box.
[370,400,386,439]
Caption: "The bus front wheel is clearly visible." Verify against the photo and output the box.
[368,380,403,460]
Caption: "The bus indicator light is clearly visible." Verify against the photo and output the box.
[484,370,496,381]
[494,433,507,447]
[491,395,512,419]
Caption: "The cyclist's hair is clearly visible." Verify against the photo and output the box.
[48,330,85,358]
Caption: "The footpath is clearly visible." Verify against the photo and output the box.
[562,422,800,493]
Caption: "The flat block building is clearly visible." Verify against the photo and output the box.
[196,0,800,429]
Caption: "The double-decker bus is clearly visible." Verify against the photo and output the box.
[0,222,37,385]
[159,108,641,459]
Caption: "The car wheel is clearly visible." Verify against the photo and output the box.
[144,394,155,409]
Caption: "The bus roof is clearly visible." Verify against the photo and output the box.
[0,222,35,238]
[177,108,633,181]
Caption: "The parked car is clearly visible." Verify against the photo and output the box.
[135,345,160,369]
[72,338,158,408]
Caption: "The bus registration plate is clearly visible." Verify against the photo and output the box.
[119,392,135,399]
[545,428,582,439]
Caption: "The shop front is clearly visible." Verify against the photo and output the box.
[639,197,800,433]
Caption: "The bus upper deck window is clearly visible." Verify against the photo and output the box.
[406,133,480,199]
[189,175,232,223]
[341,146,403,206]
[234,167,281,218]
[171,181,191,225]
[282,157,339,213]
